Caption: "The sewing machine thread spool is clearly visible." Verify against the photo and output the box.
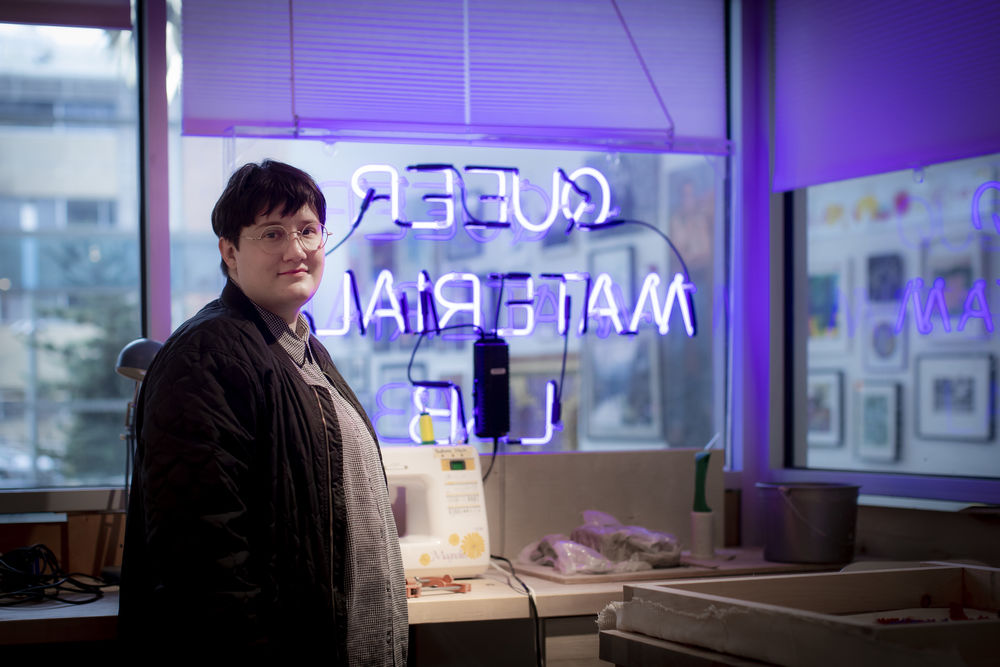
[418,411,435,444]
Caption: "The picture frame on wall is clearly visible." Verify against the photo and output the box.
[915,354,995,442]
[863,308,907,372]
[867,252,904,303]
[509,354,579,450]
[585,329,661,441]
[584,245,663,442]
[856,382,900,462]
[807,259,850,354]
[807,370,843,448]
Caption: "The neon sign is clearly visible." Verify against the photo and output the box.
[316,269,697,339]
[350,163,613,234]
[895,278,995,334]
[318,161,701,446]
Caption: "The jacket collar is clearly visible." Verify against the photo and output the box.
[220,278,278,346]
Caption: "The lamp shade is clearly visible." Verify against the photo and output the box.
[115,338,163,382]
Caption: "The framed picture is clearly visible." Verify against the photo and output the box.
[667,163,716,275]
[807,259,850,353]
[915,354,995,442]
[920,233,989,340]
[584,245,662,441]
[509,354,579,450]
[863,308,907,372]
[867,252,904,302]
[585,329,661,441]
[856,382,900,462]
[807,370,843,448]
[587,244,636,336]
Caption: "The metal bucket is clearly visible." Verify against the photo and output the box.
[756,482,860,563]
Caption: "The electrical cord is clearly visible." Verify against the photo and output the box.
[407,322,485,447]
[405,323,485,387]
[0,544,111,606]
[491,555,544,667]
[576,217,697,335]
[482,436,500,484]
[325,187,375,255]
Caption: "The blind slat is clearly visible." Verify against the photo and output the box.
[183,0,727,150]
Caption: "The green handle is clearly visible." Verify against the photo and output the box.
[694,451,711,512]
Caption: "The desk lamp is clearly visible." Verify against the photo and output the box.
[115,338,162,506]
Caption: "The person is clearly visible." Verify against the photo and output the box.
[119,159,408,662]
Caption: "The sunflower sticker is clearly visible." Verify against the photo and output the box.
[449,533,460,546]
[460,532,485,559]
[419,553,431,567]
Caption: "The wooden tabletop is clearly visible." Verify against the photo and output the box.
[0,548,842,643]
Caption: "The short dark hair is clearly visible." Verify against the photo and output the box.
[212,159,327,276]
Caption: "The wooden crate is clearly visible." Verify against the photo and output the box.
[614,564,999,667]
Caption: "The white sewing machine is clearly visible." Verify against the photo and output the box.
[383,445,491,579]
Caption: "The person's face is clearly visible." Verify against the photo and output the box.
[219,204,324,326]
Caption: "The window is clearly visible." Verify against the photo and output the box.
[0,23,140,489]
[791,153,1000,481]
[169,138,731,454]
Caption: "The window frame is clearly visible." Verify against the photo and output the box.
[0,0,167,513]
[774,188,1000,506]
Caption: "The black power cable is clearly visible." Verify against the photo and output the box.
[491,555,544,667]
[0,544,111,606]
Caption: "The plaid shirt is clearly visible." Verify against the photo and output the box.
[253,303,408,666]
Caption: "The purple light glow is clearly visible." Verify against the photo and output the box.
[959,280,994,333]
[363,269,407,332]
[318,269,698,339]
[628,272,697,336]
[408,165,455,230]
[895,278,951,335]
[350,162,610,236]
[465,166,511,223]
[372,382,413,445]
[408,385,463,445]
[560,167,610,223]
[352,164,401,238]
[587,272,627,336]
[497,275,535,337]
[434,272,483,330]
[513,170,562,233]
[971,181,1000,234]
[894,277,997,335]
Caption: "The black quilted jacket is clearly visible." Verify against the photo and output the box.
[119,280,369,655]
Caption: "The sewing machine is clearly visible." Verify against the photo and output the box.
[383,445,491,579]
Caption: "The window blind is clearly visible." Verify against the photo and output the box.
[182,0,727,152]
[0,0,131,30]
[773,0,1000,191]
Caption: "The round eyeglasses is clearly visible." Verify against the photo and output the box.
[241,224,330,254]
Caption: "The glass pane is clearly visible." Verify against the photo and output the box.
[0,24,140,488]
[795,152,1000,478]
[169,137,729,454]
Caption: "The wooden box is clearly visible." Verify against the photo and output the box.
[613,564,999,667]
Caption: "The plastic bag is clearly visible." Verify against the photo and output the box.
[571,510,681,568]
[519,510,682,574]
[518,534,615,575]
